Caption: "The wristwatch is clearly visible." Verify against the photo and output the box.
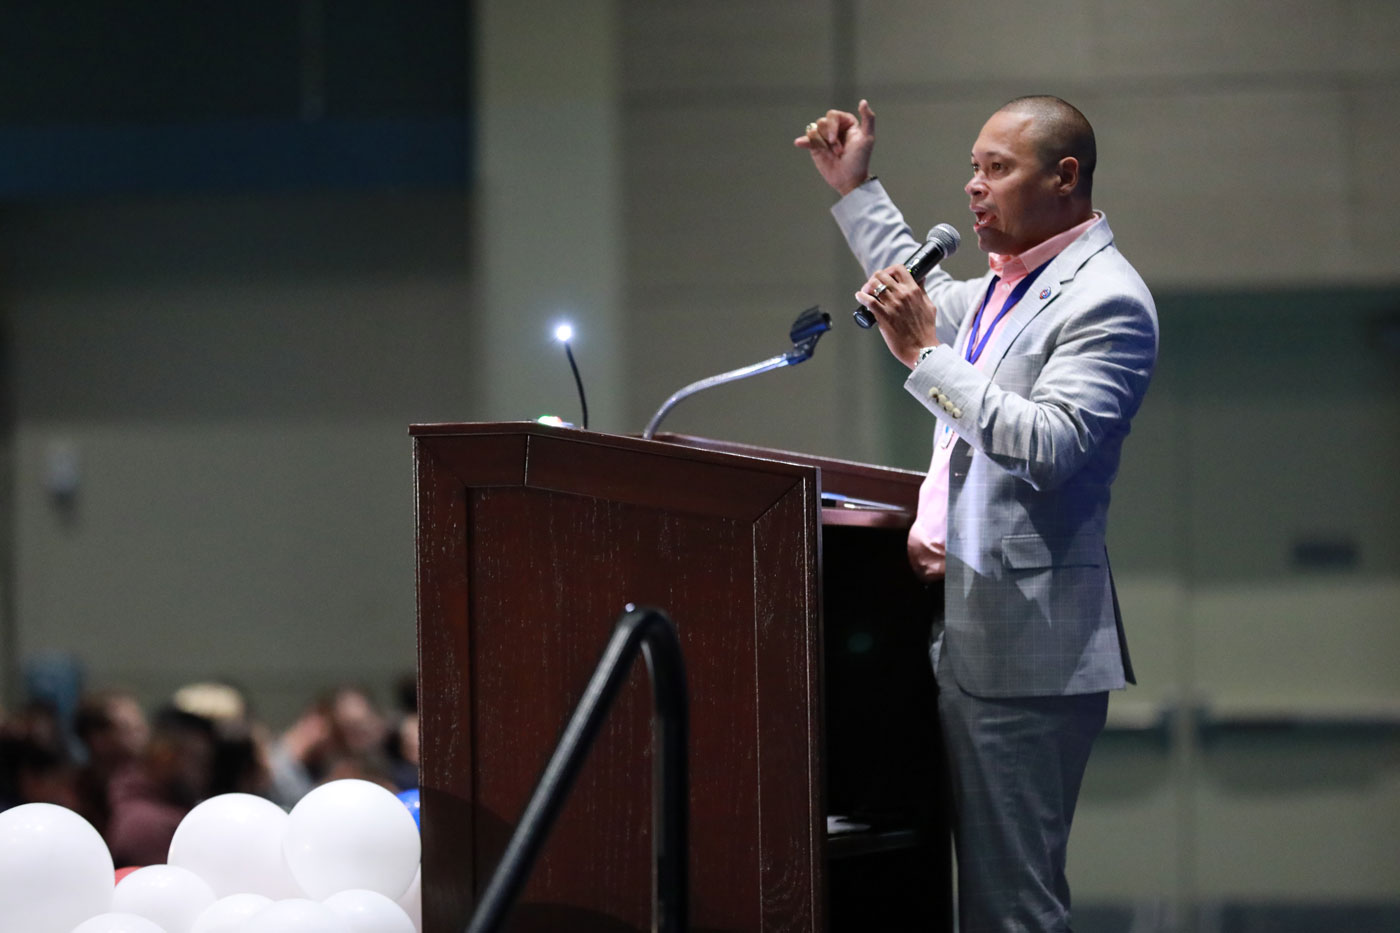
[916,346,937,366]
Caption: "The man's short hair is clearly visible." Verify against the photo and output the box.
[999,95,1096,196]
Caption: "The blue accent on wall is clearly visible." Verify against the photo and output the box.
[0,118,470,199]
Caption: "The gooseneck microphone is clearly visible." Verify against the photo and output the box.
[642,307,831,440]
[852,223,961,329]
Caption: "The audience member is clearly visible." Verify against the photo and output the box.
[75,689,151,775]
[170,680,270,798]
[106,706,218,866]
[267,682,409,805]
[318,684,399,791]
[0,701,82,813]
[267,697,333,807]
[73,688,151,834]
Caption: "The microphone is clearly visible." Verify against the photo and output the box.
[852,223,961,329]
[641,306,831,440]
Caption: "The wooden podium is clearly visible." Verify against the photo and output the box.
[412,422,950,932]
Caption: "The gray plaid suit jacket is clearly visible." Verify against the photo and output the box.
[834,180,1158,698]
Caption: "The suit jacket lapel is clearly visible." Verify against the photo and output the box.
[984,217,1116,374]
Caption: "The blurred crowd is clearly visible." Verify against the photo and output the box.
[0,674,419,867]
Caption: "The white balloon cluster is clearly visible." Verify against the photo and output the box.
[0,779,422,933]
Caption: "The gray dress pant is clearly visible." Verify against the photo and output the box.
[933,635,1107,932]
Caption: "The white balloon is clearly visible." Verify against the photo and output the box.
[70,913,169,933]
[113,864,217,933]
[323,889,415,933]
[394,868,421,933]
[168,793,301,898]
[284,780,420,900]
[234,898,350,933]
[0,802,114,933]
[190,893,273,933]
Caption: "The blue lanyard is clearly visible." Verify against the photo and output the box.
[964,260,1053,365]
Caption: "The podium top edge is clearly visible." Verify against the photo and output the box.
[407,423,921,476]
[408,422,924,510]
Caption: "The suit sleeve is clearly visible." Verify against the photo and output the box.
[831,179,986,342]
[905,273,1158,492]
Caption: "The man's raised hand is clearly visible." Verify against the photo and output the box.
[794,99,877,196]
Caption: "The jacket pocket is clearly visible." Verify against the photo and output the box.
[1001,533,1105,570]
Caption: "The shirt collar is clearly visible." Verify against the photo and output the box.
[987,211,1101,283]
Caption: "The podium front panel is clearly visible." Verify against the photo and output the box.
[414,424,822,932]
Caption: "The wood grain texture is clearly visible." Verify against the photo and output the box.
[415,424,816,932]
[752,479,823,931]
[412,423,950,932]
[414,437,477,925]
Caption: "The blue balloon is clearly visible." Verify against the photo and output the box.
[396,787,421,831]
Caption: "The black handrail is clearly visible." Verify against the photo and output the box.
[466,604,689,933]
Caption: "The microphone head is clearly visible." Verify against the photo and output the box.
[904,222,962,284]
[926,223,960,258]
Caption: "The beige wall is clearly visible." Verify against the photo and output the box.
[2,0,1398,924]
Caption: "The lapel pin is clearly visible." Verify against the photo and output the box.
[1039,287,1051,300]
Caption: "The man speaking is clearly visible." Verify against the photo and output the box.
[798,97,1157,931]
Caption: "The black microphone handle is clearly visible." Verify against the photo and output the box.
[850,239,949,329]
[905,238,949,281]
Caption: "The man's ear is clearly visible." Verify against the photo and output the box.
[1055,156,1080,195]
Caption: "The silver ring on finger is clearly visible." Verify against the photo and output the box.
[806,122,818,133]
[872,283,888,300]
